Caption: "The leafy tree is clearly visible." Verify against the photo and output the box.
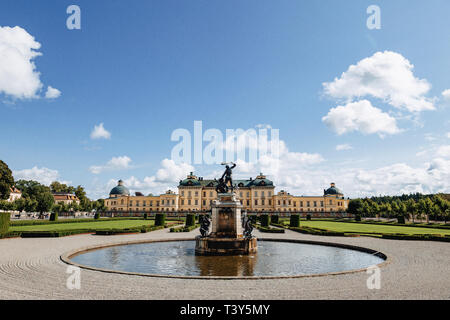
[347,199,364,217]
[405,199,417,223]
[417,198,433,223]
[50,181,75,194]
[13,198,26,213]
[0,160,14,200]
[35,192,55,216]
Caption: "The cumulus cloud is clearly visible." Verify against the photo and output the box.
[13,166,69,186]
[90,123,111,140]
[322,100,400,137]
[436,145,450,158]
[0,26,60,100]
[45,86,61,99]
[95,159,194,197]
[442,89,450,101]
[336,144,353,151]
[89,156,132,174]
[323,51,435,113]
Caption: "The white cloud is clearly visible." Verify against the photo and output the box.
[322,100,400,136]
[323,51,435,113]
[13,166,69,186]
[89,156,132,174]
[90,123,111,140]
[155,159,194,183]
[447,132,450,139]
[442,89,450,100]
[45,86,61,99]
[336,144,353,151]
[436,145,450,158]
[0,26,60,100]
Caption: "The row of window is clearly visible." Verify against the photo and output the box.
[180,190,274,198]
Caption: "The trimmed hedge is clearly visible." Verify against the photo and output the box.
[155,213,166,226]
[170,224,199,233]
[289,226,346,237]
[49,212,58,221]
[306,214,311,221]
[270,215,279,224]
[257,226,285,233]
[290,214,300,228]
[355,215,361,222]
[185,214,195,227]
[397,216,406,224]
[21,229,92,238]
[260,214,270,227]
[0,212,10,234]
[381,233,450,242]
[143,213,148,220]
[95,225,165,235]
[94,213,100,219]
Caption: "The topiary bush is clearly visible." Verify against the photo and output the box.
[306,214,311,221]
[186,213,195,227]
[143,213,148,220]
[355,214,361,222]
[49,212,58,221]
[260,214,270,227]
[0,212,10,234]
[290,214,300,227]
[155,213,166,226]
[94,213,100,219]
[271,215,279,224]
[397,216,405,224]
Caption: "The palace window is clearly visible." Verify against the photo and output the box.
[269,200,272,205]
[300,201,303,207]
[203,192,206,197]
[195,191,198,196]
[181,199,184,205]
[321,201,324,207]
[172,199,175,205]
[247,192,250,197]
[188,199,191,205]
[195,199,198,205]
[143,201,146,207]
[254,191,258,197]
[150,201,153,206]
[262,199,265,205]
[240,192,243,198]
[255,200,258,205]
[188,191,191,197]
[129,201,133,206]
[307,201,310,207]
[313,201,317,207]
[246,200,250,206]
[268,191,272,196]
[203,200,206,206]
[210,191,213,197]
[329,200,332,205]
[181,191,184,196]
[262,191,265,197]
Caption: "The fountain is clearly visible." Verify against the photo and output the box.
[195,162,257,255]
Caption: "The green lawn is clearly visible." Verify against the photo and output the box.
[10,219,156,232]
[279,220,450,236]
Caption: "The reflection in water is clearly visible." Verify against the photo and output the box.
[72,241,384,277]
[194,254,257,277]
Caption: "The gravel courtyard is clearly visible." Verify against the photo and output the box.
[0,228,448,300]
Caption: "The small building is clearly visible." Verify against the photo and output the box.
[7,187,22,202]
[52,192,80,205]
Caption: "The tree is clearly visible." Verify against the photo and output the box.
[13,198,26,213]
[347,199,364,217]
[405,199,417,224]
[417,198,433,223]
[0,160,14,200]
[35,192,55,216]
[50,181,75,194]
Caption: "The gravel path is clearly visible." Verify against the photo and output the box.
[0,228,448,300]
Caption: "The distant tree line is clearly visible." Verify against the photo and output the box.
[0,160,106,218]
[347,193,450,224]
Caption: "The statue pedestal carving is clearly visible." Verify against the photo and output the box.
[195,193,257,256]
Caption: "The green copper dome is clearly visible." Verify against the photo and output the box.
[324,183,343,195]
[110,180,130,196]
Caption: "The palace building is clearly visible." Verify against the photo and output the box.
[105,173,349,216]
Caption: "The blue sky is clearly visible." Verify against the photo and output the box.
[1,0,450,199]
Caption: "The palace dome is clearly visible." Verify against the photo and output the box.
[179,172,201,186]
[324,183,343,195]
[109,180,130,196]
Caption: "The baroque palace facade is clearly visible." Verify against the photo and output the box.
[105,172,349,216]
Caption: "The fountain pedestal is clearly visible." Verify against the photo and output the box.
[195,193,257,255]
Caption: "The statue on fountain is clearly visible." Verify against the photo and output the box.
[195,162,257,255]
[216,162,236,193]
[200,214,210,237]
